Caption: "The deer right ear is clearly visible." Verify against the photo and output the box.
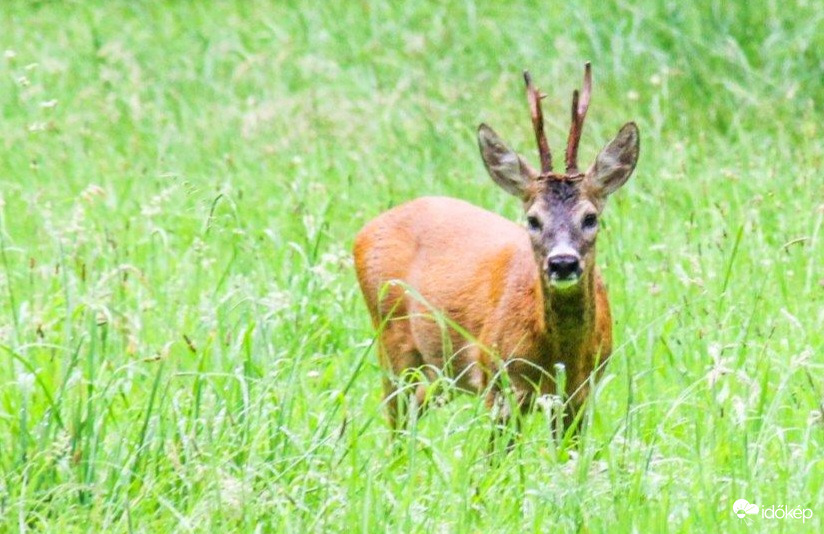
[586,122,640,199]
[478,124,538,199]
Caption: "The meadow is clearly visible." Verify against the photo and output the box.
[0,1,822,532]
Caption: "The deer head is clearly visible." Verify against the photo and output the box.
[478,63,640,291]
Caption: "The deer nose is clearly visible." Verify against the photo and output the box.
[547,255,581,280]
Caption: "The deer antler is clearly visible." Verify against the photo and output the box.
[523,70,552,174]
[564,62,592,175]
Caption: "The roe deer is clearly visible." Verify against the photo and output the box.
[353,63,639,433]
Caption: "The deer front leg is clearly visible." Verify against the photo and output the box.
[485,385,532,454]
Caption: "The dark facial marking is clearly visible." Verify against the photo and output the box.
[545,179,580,206]
[542,180,581,231]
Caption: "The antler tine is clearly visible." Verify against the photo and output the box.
[523,70,552,173]
[565,62,592,174]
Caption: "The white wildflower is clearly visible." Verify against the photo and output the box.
[17,372,36,395]
[80,184,105,202]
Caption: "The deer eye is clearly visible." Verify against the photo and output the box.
[526,215,542,232]
[582,213,598,230]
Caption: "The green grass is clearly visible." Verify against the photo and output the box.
[0,0,822,532]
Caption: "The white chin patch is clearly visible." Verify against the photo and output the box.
[549,277,579,290]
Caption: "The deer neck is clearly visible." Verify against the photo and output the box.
[542,262,596,354]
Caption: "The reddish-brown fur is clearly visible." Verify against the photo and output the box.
[353,65,639,431]
[354,196,612,428]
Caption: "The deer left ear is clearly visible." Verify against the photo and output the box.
[586,122,640,198]
[477,123,539,200]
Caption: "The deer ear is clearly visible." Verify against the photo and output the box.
[586,122,640,198]
[478,123,538,199]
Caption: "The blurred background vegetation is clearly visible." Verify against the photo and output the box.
[0,1,821,532]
